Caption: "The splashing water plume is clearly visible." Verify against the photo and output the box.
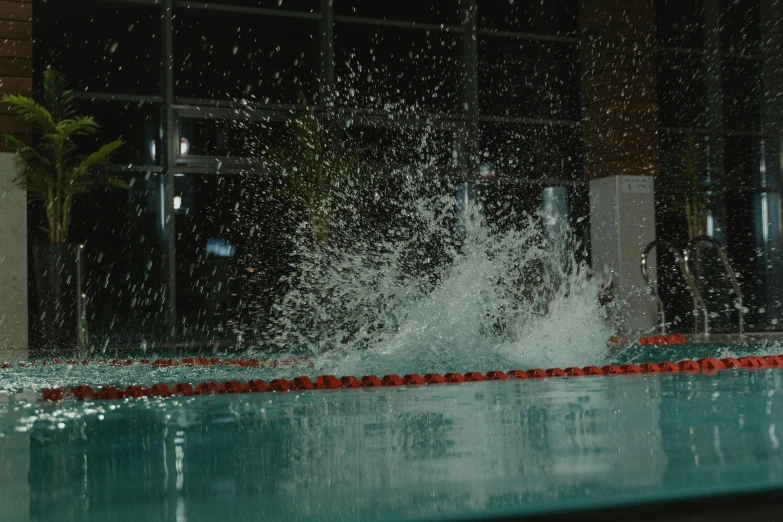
[262,178,613,377]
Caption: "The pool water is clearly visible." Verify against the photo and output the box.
[3,358,783,521]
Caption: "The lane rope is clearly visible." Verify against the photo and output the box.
[608,333,688,346]
[37,354,783,402]
[0,356,312,370]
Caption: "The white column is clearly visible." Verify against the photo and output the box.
[0,152,28,358]
[590,174,658,334]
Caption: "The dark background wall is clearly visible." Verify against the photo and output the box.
[24,0,782,347]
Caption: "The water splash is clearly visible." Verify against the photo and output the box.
[261,179,612,376]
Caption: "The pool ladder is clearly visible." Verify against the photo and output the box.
[640,235,743,335]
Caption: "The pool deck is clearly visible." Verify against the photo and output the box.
[504,487,783,522]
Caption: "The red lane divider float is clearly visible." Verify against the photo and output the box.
[38,353,783,403]
[608,333,688,347]
[1,356,313,370]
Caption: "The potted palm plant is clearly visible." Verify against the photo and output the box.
[3,69,124,352]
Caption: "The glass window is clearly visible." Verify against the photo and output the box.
[655,0,705,48]
[335,0,461,25]
[480,122,582,180]
[179,117,286,158]
[34,2,161,95]
[719,0,761,55]
[67,173,170,343]
[173,11,320,102]
[721,57,762,132]
[478,0,578,37]
[334,24,463,113]
[344,124,455,169]
[723,136,763,327]
[724,134,761,187]
[656,51,706,127]
[173,173,295,340]
[479,37,579,120]
[73,99,161,166]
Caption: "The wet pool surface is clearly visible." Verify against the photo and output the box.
[2,365,783,521]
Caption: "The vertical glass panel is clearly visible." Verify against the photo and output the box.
[721,57,762,132]
[478,0,578,37]
[334,24,463,113]
[479,38,579,120]
[480,122,582,180]
[724,135,763,328]
[656,51,706,127]
[173,11,320,102]
[179,117,286,157]
[344,124,455,169]
[34,2,161,95]
[655,0,705,48]
[719,0,761,55]
[173,173,297,341]
[66,173,170,345]
[174,174,245,339]
[73,100,161,166]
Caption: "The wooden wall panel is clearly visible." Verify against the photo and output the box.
[579,0,660,181]
[0,0,31,151]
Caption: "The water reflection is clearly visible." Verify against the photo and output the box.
[3,372,783,521]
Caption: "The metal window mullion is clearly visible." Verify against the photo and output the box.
[476,28,578,45]
[162,0,178,339]
[704,0,728,252]
[79,0,162,5]
[320,0,335,104]
[479,114,580,127]
[334,15,463,33]
[175,1,320,20]
[704,0,725,172]
[72,92,164,104]
[108,164,165,174]
[460,0,479,180]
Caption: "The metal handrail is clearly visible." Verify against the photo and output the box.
[685,235,744,335]
[641,240,708,334]
[76,244,88,354]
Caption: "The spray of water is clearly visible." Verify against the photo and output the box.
[260,175,612,376]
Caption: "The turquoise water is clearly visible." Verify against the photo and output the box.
[3,363,783,521]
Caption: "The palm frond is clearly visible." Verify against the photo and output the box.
[5,134,53,197]
[57,116,99,139]
[1,95,56,133]
[71,140,124,177]
[43,68,76,122]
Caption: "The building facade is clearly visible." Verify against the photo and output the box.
[0,0,779,351]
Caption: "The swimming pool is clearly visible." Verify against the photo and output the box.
[3,347,783,521]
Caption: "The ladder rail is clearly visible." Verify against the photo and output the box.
[685,235,744,335]
[641,239,709,334]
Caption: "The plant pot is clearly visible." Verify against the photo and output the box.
[32,244,87,353]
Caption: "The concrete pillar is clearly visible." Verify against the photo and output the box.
[0,154,28,356]
[580,0,660,334]
[0,1,32,358]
